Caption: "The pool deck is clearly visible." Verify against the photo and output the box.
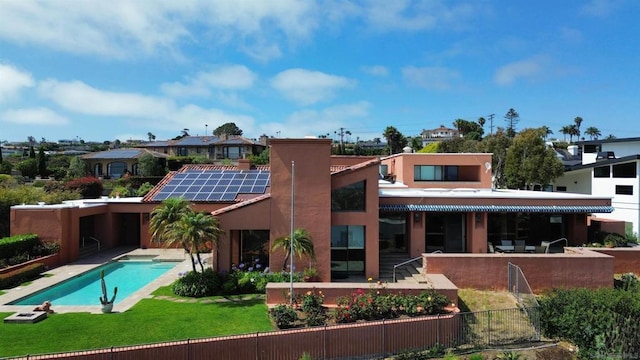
[0,248,194,314]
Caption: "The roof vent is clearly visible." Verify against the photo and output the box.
[596,151,615,161]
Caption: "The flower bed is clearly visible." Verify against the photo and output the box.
[271,282,454,329]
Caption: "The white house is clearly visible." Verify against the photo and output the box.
[554,137,640,235]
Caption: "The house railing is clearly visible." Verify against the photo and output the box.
[81,236,101,252]
[392,250,442,283]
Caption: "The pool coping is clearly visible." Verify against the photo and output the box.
[0,248,194,314]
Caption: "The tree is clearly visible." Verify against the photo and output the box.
[504,128,564,190]
[573,117,583,139]
[409,136,423,152]
[478,117,486,130]
[504,108,520,137]
[560,125,572,142]
[149,197,191,245]
[248,149,269,165]
[29,146,36,159]
[452,119,484,139]
[382,126,408,154]
[165,211,223,273]
[0,145,3,164]
[37,147,47,177]
[568,124,579,143]
[437,137,481,153]
[540,126,553,140]
[67,156,87,179]
[137,154,165,176]
[213,122,243,137]
[147,132,156,142]
[478,128,512,189]
[16,158,38,178]
[585,126,602,140]
[271,228,315,271]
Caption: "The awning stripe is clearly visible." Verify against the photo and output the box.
[379,204,614,213]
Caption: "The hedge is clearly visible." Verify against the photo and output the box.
[0,234,39,260]
[0,262,46,289]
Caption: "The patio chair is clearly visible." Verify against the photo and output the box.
[514,240,526,247]
[514,244,526,253]
[535,246,548,254]
[501,240,513,246]
[488,242,496,253]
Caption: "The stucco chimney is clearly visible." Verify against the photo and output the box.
[238,158,251,171]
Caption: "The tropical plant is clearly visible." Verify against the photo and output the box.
[584,126,601,140]
[382,126,408,155]
[149,197,191,246]
[166,211,223,272]
[271,228,315,271]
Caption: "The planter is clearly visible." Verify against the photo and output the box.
[101,303,114,313]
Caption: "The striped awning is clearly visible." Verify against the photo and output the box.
[379,204,614,213]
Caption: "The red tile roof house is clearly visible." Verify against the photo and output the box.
[9,138,637,303]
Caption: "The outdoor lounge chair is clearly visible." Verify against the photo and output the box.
[514,244,526,253]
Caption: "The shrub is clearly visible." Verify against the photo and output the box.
[300,289,324,314]
[0,262,45,289]
[109,185,131,198]
[171,269,222,297]
[271,304,297,329]
[539,287,640,358]
[136,182,155,196]
[64,176,103,198]
[0,234,39,261]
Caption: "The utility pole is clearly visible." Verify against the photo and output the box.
[334,127,350,154]
[488,114,495,135]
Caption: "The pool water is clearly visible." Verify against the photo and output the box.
[12,260,178,306]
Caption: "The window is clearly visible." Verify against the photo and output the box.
[240,230,270,265]
[223,146,241,159]
[177,147,188,156]
[616,185,633,195]
[107,162,127,178]
[594,166,610,178]
[331,181,365,211]
[331,225,365,279]
[556,186,567,192]
[414,165,458,181]
[94,163,103,176]
[380,164,388,176]
[613,162,636,178]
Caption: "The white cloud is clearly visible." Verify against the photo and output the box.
[38,80,175,117]
[580,0,623,17]
[258,101,370,138]
[402,66,460,90]
[0,63,34,102]
[0,1,317,60]
[1,107,69,126]
[161,65,257,98]
[271,68,355,105]
[361,65,389,77]
[362,1,480,32]
[494,57,546,86]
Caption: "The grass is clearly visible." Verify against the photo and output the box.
[0,288,273,358]
[457,288,518,312]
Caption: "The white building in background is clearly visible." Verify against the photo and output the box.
[553,137,640,235]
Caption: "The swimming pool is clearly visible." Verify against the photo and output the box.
[11,260,178,306]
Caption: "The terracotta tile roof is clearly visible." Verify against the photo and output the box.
[211,193,271,216]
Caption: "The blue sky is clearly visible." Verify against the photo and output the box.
[1,0,638,144]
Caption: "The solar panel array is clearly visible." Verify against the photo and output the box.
[151,169,270,202]
[90,149,142,159]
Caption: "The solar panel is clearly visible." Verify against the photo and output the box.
[151,169,270,202]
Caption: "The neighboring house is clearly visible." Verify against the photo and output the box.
[80,148,169,179]
[136,135,267,160]
[553,137,640,235]
[11,139,612,281]
[420,125,461,146]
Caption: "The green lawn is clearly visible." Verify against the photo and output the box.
[0,289,273,358]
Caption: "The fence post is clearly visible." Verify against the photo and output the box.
[382,319,386,358]
[437,314,440,346]
[487,311,491,346]
[255,332,259,360]
[323,324,327,360]
[187,338,190,360]
[110,346,114,360]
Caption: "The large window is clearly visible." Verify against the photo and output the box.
[414,165,458,181]
[177,147,188,156]
[331,225,365,279]
[331,181,365,211]
[240,230,270,266]
[487,213,566,245]
[107,162,127,178]
[613,162,637,178]
[223,146,241,159]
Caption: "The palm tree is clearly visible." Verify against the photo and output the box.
[271,228,315,271]
[477,117,486,130]
[166,211,224,272]
[573,116,583,139]
[149,197,191,247]
[560,125,572,142]
[584,126,601,140]
[540,126,553,140]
